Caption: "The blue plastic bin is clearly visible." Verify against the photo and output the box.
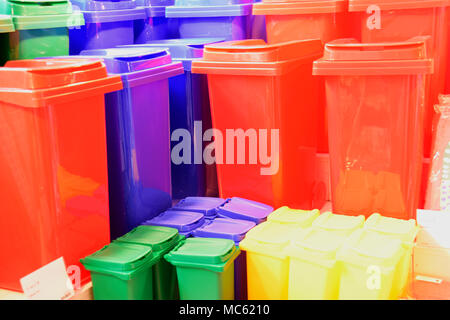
[192,217,255,300]
[143,209,206,237]
[76,47,184,240]
[69,0,145,54]
[216,197,273,224]
[134,0,177,43]
[120,39,224,199]
[165,0,253,40]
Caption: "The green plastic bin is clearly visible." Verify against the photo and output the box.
[81,242,158,300]
[115,225,185,300]
[0,14,13,65]
[165,237,240,300]
[1,0,83,60]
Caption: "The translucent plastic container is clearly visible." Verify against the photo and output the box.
[0,59,122,291]
[134,0,175,43]
[192,39,325,209]
[313,39,433,219]
[267,206,319,229]
[312,212,365,236]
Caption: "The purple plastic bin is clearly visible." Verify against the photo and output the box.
[69,0,146,54]
[143,210,206,237]
[192,217,255,300]
[171,197,226,217]
[165,2,253,41]
[216,197,273,224]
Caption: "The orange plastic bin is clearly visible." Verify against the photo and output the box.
[192,39,325,209]
[313,39,433,220]
[253,0,348,153]
[0,59,122,291]
[348,0,450,157]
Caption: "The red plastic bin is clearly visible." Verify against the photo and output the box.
[192,39,326,210]
[348,0,450,157]
[313,39,433,220]
[0,59,122,291]
[253,0,348,153]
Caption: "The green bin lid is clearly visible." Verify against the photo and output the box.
[0,14,13,32]
[166,237,237,266]
[116,225,182,253]
[81,242,153,272]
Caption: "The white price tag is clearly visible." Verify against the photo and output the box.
[20,257,75,300]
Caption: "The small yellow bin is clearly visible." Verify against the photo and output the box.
[239,221,298,300]
[312,212,365,236]
[364,213,419,298]
[267,206,320,228]
[284,228,348,300]
[337,229,403,300]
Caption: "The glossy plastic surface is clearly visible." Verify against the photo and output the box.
[77,47,184,240]
[313,39,433,219]
[192,39,325,209]
[0,59,123,291]
[349,0,450,157]
[216,197,273,224]
[172,196,226,216]
[143,210,206,237]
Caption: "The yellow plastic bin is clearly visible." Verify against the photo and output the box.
[239,221,297,300]
[284,228,348,300]
[364,213,419,298]
[267,206,320,229]
[312,212,365,236]
[337,229,403,300]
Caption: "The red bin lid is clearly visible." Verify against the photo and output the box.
[253,0,346,15]
[349,0,450,11]
[191,39,323,76]
[313,38,434,76]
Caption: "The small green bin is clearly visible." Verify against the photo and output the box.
[0,14,13,65]
[81,242,158,300]
[1,0,83,60]
[115,225,184,300]
[165,237,240,300]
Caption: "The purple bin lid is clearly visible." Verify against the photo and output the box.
[216,197,273,224]
[172,197,226,216]
[143,210,205,234]
[192,218,256,244]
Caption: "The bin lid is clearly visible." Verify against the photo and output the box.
[143,210,205,233]
[72,0,136,11]
[8,0,74,15]
[11,11,84,30]
[349,0,450,11]
[337,229,403,268]
[216,197,273,224]
[115,225,182,253]
[0,59,123,108]
[81,242,154,272]
[136,0,175,6]
[166,3,252,18]
[174,0,253,5]
[172,197,226,216]
[312,212,365,234]
[192,39,324,76]
[239,221,297,258]
[192,218,256,243]
[253,0,346,15]
[313,38,434,76]
[119,38,225,70]
[0,14,13,32]
[267,206,320,228]
[285,228,348,266]
[165,237,238,266]
[364,213,418,244]
[79,47,184,86]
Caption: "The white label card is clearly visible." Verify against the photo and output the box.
[20,257,75,300]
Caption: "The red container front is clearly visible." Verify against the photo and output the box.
[0,59,122,291]
[192,39,326,210]
[349,0,450,157]
[314,39,433,219]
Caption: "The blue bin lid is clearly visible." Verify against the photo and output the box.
[174,0,253,5]
[192,218,256,244]
[171,197,226,216]
[118,38,225,70]
[216,197,273,224]
[136,0,175,7]
[166,3,252,18]
[143,210,205,234]
[71,0,146,23]
[79,47,184,86]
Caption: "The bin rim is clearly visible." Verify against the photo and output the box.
[253,0,346,15]
[349,0,450,11]
[214,197,274,224]
[11,11,84,30]
[143,209,206,233]
[267,206,320,226]
[81,7,146,23]
[192,217,256,243]
[165,3,252,18]
[171,196,227,216]
[0,14,14,32]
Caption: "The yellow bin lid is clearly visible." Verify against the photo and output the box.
[267,206,320,228]
[312,212,365,235]
[364,213,418,244]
